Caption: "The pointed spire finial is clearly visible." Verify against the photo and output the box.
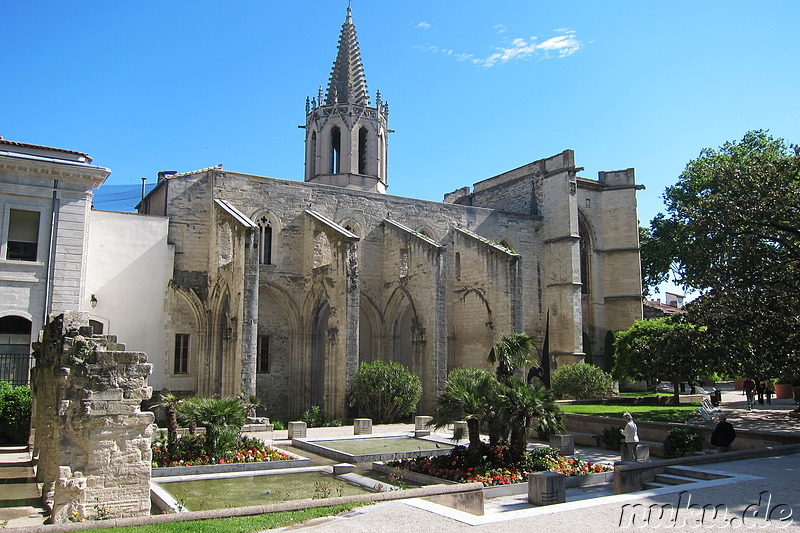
[325,4,369,106]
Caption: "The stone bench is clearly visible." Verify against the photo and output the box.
[569,431,603,448]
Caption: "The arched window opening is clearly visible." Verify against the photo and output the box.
[0,315,32,385]
[358,127,368,174]
[259,217,273,265]
[378,133,385,180]
[309,131,317,177]
[579,220,590,294]
[330,126,341,174]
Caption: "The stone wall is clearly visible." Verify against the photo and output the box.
[30,311,154,523]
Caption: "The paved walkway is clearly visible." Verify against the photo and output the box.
[264,385,800,532]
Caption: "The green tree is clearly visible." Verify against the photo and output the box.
[642,131,800,379]
[613,317,713,401]
[499,378,563,462]
[347,361,422,424]
[177,396,245,457]
[488,333,537,385]
[430,367,499,461]
[551,363,613,400]
[152,392,182,455]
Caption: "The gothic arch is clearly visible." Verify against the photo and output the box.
[384,284,418,369]
[358,293,383,363]
[577,211,595,295]
[251,210,281,266]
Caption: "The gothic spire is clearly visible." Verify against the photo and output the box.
[325,6,369,106]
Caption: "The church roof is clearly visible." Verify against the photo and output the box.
[325,7,369,106]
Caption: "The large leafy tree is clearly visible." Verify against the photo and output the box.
[613,317,713,401]
[642,131,800,379]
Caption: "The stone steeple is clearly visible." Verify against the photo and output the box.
[326,7,369,106]
[304,6,389,194]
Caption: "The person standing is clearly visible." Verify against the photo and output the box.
[743,378,756,410]
[764,379,774,405]
[710,415,736,453]
[620,412,639,461]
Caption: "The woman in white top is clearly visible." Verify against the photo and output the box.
[620,412,639,461]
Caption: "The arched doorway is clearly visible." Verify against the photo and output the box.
[0,315,32,385]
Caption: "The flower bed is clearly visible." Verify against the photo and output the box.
[386,444,611,487]
[152,435,293,468]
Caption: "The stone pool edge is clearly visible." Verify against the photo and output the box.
[151,445,309,477]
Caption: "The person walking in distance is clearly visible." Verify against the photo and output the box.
[743,378,756,410]
[620,412,639,461]
[710,415,736,453]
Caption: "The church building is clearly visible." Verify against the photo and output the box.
[135,7,644,420]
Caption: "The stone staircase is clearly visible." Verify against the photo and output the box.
[0,446,47,528]
[642,465,730,490]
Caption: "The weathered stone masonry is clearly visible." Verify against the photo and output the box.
[30,311,153,523]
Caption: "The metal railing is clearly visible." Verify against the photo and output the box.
[0,352,31,386]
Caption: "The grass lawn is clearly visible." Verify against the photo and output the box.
[94,503,368,533]
[617,391,674,398]
[559,403,701,423]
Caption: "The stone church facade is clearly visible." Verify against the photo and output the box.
[137,8,643,420]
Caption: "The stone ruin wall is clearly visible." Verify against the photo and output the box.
[30,311,154,523]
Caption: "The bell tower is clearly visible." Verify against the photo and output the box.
[304,7,389,194]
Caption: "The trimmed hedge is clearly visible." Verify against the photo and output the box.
[0,381,32,444]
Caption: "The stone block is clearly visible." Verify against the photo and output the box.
[453,420,468,438]
[288,421,307,438]
[415,415,433,430]
[333,463,356,474]
[621,443,650,462]
[528,471,565,505]
[414,429,430,437]
[550,433,575,455]
[354,418,373,435]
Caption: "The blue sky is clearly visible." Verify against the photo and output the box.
[4,1,799,298]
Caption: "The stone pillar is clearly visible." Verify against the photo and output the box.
[415,416,432,430]
[550,433,575,455]
[453,421,468,439]
[354,418,373,435]
[30,312,154,523]
[240,226,259,398]
[528,472,566,505]
[288,421,307,439]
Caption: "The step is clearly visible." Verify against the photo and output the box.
[653,473,697,486]
[643,482,671,490]
[0,464,36,480]
[664,466,730,481]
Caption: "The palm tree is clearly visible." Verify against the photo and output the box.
[430,368,498,461]
[488,333,538,385]
[499,379,564,462]
[152,393,182,454]
[177,396,246,457]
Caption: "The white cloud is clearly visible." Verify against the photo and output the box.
[415,21,431,30]
[420,28,583,68]
[492,24,507,33]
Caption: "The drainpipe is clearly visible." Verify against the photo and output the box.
[43,180,60,323]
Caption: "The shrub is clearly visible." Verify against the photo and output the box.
[551,363,613,400]
[601,426,624,450]
[0,382,32,444]
[177,396,245,457]
[663,427,703,458]
[347,361,422,424]
[301,405,341,428]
